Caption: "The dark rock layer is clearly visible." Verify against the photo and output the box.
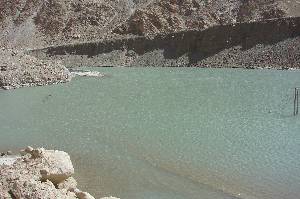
[31,17,300,69]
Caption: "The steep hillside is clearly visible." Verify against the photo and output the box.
[113,0,299,36]
[0,0,152,48]
[1,0,299,49]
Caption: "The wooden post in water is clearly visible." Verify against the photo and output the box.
[294,88,299,116]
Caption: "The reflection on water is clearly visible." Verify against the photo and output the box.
[1,68,300,199]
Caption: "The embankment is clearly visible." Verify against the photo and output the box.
[31,17,300,69]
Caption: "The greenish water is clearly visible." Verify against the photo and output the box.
[1,68,300,199]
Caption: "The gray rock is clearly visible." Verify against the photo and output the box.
[0,156,18,166]
[76,191,96,199]
[25,146,34,153]
[0,147,96,199]
[40,150,74,185]
[57,177,78,191]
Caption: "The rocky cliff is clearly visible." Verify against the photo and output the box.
[113,0,293,36]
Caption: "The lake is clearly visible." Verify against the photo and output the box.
[1,68,300,199]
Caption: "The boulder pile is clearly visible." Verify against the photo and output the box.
[0,147,119,199]
[0,48,71,90]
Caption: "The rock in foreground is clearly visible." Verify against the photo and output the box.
[0,147,119,199]
[0,48,71,90]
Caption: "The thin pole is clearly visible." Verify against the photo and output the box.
[297,89,299,115]
[294,88,297,116]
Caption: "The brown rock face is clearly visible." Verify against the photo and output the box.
[1,0,299,48]
[113,0,299,36]
[237,0,287,22]
[34,0,116,37]
[0,0,148,48]
[113,0,218,36]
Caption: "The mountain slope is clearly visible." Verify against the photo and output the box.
[113,0,299,36]
[0,0,151,48]
[0,0,299,49]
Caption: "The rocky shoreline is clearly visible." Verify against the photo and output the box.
[0,48,71,90]
[0,147,119,199]
[0,48,107,90]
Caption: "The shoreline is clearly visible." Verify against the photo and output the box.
[1,66,300,91]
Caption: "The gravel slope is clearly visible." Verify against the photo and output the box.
[0,48,71,90]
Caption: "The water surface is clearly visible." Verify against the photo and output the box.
[1,68,300,199]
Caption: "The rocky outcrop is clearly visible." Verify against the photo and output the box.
[0,147,120,199]
[31,17,300,69]
[0,48,71,90]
